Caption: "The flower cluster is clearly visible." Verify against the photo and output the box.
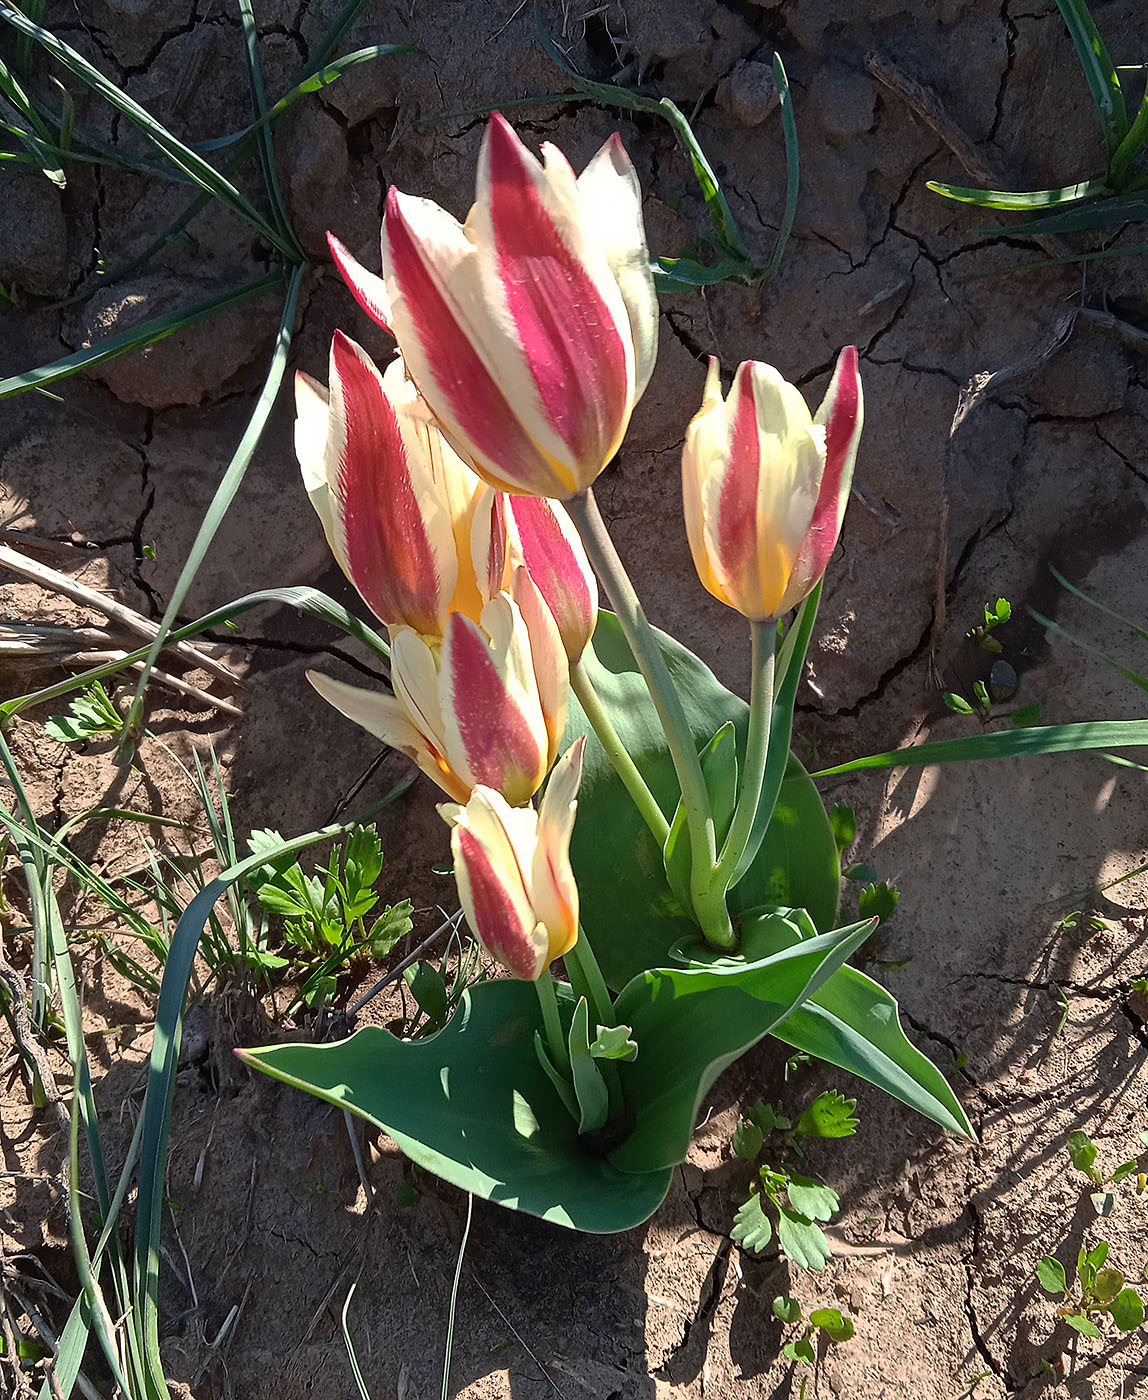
[297,114,862,980]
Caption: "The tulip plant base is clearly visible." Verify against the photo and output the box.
[240,922,874,1230]
[566,610,841,989]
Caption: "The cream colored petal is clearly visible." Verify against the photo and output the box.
[576,134,659,402]
[294,371,343,566]
[390,628,448,756]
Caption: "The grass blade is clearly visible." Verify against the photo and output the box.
[0,582,390,724]
[812,719,1148,778]
[115,265,305,759]
[0,271,284,400]
[1055,0,1128,158]
[1031,608,1148,692]
[534,4,752,270]
[134,790,413,1391]
[237,0,301,259]
[0,4,297,257]
[926,177,1107,210]
[1109,81,1148,187]
[972,189,1148,236]
[197,46,419,153]
[1049,565,1148,643]
[758,51,799,286]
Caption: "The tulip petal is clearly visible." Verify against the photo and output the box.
[705,362,822,619]
[449,792,547,980]
[576,133,658,402]
[507,496,597,661]
[307,669,469,801]
[382,187,572,497]
[327,231,393,333]
[531,737,584,963]
[681,358,729,607]
[326,333,457,634]
[509,566,570,766]
[390,627,448,753]
[441,602,548,804]
[469,486,510,611]
[294,371,342,563]
[476,115,633,477]
[778,346,864,613]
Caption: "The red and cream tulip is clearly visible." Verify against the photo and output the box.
[331,113,658,500]
[439,738,586,981]
[294,331,508,638]
[506,495,598,661]
[308,571,567,806]
[681,347,863,621]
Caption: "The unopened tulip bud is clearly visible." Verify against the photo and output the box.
[439,738,585,980]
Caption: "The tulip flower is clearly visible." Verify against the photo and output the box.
[506,495,598,661]
[681,347,863,621]
[308,572,567,805]
[439,738,585,981]
[294,332,508,637]
[343,112,657,500]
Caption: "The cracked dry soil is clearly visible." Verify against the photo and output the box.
[2,2,1148,1397]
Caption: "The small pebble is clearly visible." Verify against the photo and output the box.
[989,659,1018,701]
[722,61,778,127]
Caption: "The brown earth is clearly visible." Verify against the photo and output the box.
[2,2,1148,1398]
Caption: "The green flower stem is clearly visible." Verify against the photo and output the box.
[570,654,669,847]
[535,970,569,1073]
[564,930,614,1029]
[567,489,734,949]
[712,620,776,890]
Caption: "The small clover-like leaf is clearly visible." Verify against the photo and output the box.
[1085,1241,1110,1272]
[776,1204,833,1271]
[731,1191,773,1254]
[732,1118,764,1161]
[1036,1256,1067,1296]
[943,692,975,715]
[783,1338,816,1366]
[786,1172,839,1223]
[858,882,900,925]
[589,1024,638,1061]
[1109,1288,1145,1332]
[795,1090,859,1139]
[773,1295,802,1324]
[1093,1268,1125,1304]
[1068,1129,1100,1181]
[809,1307,854,1343]
[1064,1313,1103,1338]
[829,803,856,853]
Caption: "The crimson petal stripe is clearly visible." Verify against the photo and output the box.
[486,114,630,471]
[330,332,441,634]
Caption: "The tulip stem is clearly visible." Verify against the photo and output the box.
[564,931,614,1031]
[713,620,776,890]
[566,489,734,949]
[535,971,570,1074]
[570,655,670,847]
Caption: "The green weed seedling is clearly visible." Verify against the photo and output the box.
[830,803,906,969]
[1036,1241,1147,1337]
[245,824,413,1013]
[772,1294,854,1380]
[731,1090,858,1270]
[929,0,1148,267]
[44,680,124,743]
[944,597,1042,728]
[1065,1129,1146,1216]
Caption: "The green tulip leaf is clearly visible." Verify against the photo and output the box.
[590,1023,638,1061]
[663,720,738,911]
[742,908,975,1139]
[567,996,609,1135]
[566,611,840,989]
[239,979,672,1233]
[608,920,874,1174]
